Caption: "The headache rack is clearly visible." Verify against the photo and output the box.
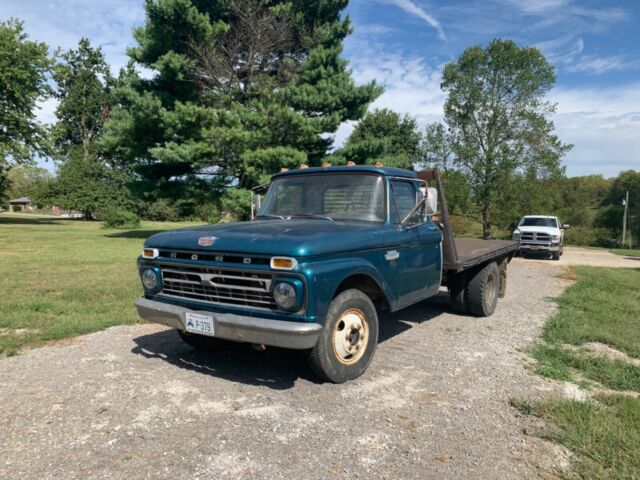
[416,169,518,273]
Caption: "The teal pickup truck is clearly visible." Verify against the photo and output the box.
[135,166,517,382]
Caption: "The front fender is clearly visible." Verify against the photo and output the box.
[299,256,397,325]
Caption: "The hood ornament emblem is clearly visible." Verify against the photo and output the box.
[198,236,218,247]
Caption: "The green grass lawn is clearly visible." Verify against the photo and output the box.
[0,213,197,355]
[609,248,640,258]
[526,266,640,479]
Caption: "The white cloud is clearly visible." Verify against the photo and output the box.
[503,0,570,15]
[382,0,446,40]
[333,43,446,149]
[0,0,145,73]
[536,34,639,76]
[35,98,58,125]
[536,35,584,65]
[503,0,628,23]
[550,84,640,177]
[355,24,395,35]
[567,54,639,75]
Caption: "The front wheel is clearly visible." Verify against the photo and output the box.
[308,289,379,383]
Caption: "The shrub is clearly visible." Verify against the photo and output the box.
[101,209,140,229]
[144,199,179,222]
[564,226,612,247]
[194,203,221,224]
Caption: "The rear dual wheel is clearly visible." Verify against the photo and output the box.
[449,262,500,317]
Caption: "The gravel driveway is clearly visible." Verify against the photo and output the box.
[556,246,639,268]
[0,259,570,480]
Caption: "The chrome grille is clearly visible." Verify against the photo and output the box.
[520,232,551,244]
[160,264,277,310]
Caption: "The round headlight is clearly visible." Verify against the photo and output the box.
[142,269,158,290]
[274,282,296,310]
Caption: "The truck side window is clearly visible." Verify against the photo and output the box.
[391,180,418,224]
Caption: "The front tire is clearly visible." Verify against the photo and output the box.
[465,262,500,317]
[308,289,379,383]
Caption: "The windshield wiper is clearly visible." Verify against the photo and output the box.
[254,214,287,220]
[289,213,334,222]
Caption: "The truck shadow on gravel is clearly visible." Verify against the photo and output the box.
[130,292,451,389]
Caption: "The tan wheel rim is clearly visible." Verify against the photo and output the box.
[332,308,369,365]
[484,274,498,305]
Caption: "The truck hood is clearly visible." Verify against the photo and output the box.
[145,219,385,257]
[514,225,560,235]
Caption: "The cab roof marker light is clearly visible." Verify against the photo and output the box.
[142,248,159,259]
[270,256,298,271]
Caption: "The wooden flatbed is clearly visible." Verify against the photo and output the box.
[445,238,518,272]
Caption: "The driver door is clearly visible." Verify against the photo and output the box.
[382,179,442,308]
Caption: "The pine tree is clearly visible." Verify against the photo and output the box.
[102,0,381,217]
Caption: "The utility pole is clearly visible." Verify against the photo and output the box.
[621,190,629,248]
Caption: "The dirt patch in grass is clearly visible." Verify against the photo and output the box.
[525,266,640,479]
[534,395,640,480]
[565,342,640,368]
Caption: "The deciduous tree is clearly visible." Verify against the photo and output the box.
[336,108,421,168]
[441,39,570,238]
[0,19,53,197]
[52,38,114,162]
[51,39,132,217]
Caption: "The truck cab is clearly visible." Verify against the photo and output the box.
[135,166,516,382]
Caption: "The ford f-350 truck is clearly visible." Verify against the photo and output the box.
[135,166,517,383]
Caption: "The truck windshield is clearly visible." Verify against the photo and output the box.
[520,217,557,228]
[258,173,386,223]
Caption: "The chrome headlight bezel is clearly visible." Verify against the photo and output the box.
[273,281,297,310]
[142,268,159,290]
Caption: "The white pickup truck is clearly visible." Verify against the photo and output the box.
[512,215,570,260]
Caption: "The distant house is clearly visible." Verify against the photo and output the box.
[8,197,33,213]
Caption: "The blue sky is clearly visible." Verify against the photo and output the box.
[2,0,638,177]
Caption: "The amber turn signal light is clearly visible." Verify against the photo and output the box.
[270,257,298,271]
[142,248,159,259]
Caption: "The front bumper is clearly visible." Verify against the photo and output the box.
[519,243,560,252]
[134,298,322,350]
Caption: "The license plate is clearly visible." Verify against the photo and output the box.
[185,312,215,336]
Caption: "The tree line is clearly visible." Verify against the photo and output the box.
[0,1,636,245]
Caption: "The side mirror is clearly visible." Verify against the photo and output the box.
[250,192,262,220]
[562,224,570,229]
[426,187,438,216]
